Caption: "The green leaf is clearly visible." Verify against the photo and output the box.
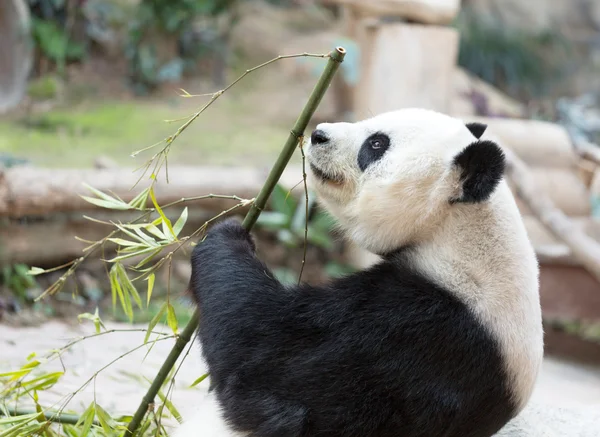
[27,267,46,276]
[270,184,297,220]
[95,404,115,433]
[144,302,167,344]
[107,238,142,248]
[128,187,151,210]
[255,211,289,230]
[75,402,96,437]
[166,303,178,335]
[110,264,132,321]
[157,389,182,423]
[173,207,188,237]
[116,263,143,310]
[21,371,64,391]
[134,247,163,269]
[189,373,209,388]
[150,186,176,239]
[146,273,155,306]
[80,196,131,210]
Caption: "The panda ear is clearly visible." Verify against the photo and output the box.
[466,122,487,139]
[451,140,505,204]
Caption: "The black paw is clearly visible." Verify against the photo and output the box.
[194,217,256,257]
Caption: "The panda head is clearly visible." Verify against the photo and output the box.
[305,108,506,255]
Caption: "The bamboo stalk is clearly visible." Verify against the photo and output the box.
[0,408,100,426]
[123,46,346,437]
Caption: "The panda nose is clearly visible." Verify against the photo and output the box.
[311,129,329,145]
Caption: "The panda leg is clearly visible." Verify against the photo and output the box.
[172,391,247,437]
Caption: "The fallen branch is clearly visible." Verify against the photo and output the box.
[123,46,346,437]
[504,148,600,283]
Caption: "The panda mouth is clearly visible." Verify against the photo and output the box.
[309,163,344,186]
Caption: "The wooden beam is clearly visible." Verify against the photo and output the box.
[504,148,600,284]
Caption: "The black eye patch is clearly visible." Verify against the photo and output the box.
[358,133,391,172]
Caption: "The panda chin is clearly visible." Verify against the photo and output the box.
[309,163,344,187]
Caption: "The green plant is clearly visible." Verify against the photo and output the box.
[27,0,88,74]
[126,0,240,94]
[256,183,355,284]
[455,7,572,99]
[2,264,38,302]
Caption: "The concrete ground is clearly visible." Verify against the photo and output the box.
[2,320,600,434]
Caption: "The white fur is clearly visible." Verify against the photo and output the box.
[172,388,247,437]
[307,108,543,409]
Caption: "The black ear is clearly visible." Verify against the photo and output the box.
[466,122,488,139]
[452,140,505,204]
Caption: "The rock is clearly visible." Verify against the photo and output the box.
[451,68,525,118]
[354,22,459,118]
[470,117,579,169]
[325,0,461,25]
[0,0,33,113]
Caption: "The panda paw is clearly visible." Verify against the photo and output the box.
[196,217,256,255]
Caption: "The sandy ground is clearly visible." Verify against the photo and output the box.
[2,319,600,434]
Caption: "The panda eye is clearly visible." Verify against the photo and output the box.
[370,139,382,149]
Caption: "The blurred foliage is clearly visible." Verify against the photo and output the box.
[125,0,240,94]
[455,7,572,100]
[256,184,355,284]
[27,0,88,74]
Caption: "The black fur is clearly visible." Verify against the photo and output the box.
[466,122,488,139]
[357,133,391,172]
[190,218,517,437]
[452,140,506,204]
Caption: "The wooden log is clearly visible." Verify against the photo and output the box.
[507,168,591,217]
[504,148,600,285]
[0,166,303,218]
[0,207,246,267]
[354,21,459,117]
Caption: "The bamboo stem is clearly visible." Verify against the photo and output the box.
[0,408,100,426]
[124,46,346,437]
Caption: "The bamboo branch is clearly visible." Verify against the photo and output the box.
[0,408,100,426]
[504,148,600,283]
[123,46,346,437]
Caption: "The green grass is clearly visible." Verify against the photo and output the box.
[0,97,297,168]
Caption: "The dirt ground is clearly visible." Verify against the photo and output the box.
[1,320,600,434]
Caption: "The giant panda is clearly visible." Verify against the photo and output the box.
[173,108,544,437]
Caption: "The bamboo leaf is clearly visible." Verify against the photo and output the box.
[21,371,64,391]
[189,373,209,388]
[76,402,96,437]
[116,263,143,310]
[157,389,183,423]
[80,196,130,210]
[27,267,46,276]
[107,238,142,248]
[128,187,151,210]
[166,303,178,335]
[110,264,132,321]
[146,273,155,306]
[149,187,176,239]
[173,207,188,237]
[95,404,115,433]
[82,183,120,202]
[144,302,167,344]
[145,223,167,241]
[134,247,163,269]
